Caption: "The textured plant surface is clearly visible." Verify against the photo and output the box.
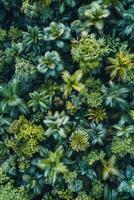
[0,0,134,199]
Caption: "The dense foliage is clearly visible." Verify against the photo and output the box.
[0,0,134,199]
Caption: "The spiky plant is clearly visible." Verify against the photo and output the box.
[87,107,107,123]
[88,123,106,145]
[106,51,134,80]
[101,81,129,109]
[62,70,85,96]
[43,111,70,138]
[113,124,134,138]
[37,146,68,184]
[23,26,43,53]
[101,155,119,180]
[28,88,51,112]
[70,129,89,152]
